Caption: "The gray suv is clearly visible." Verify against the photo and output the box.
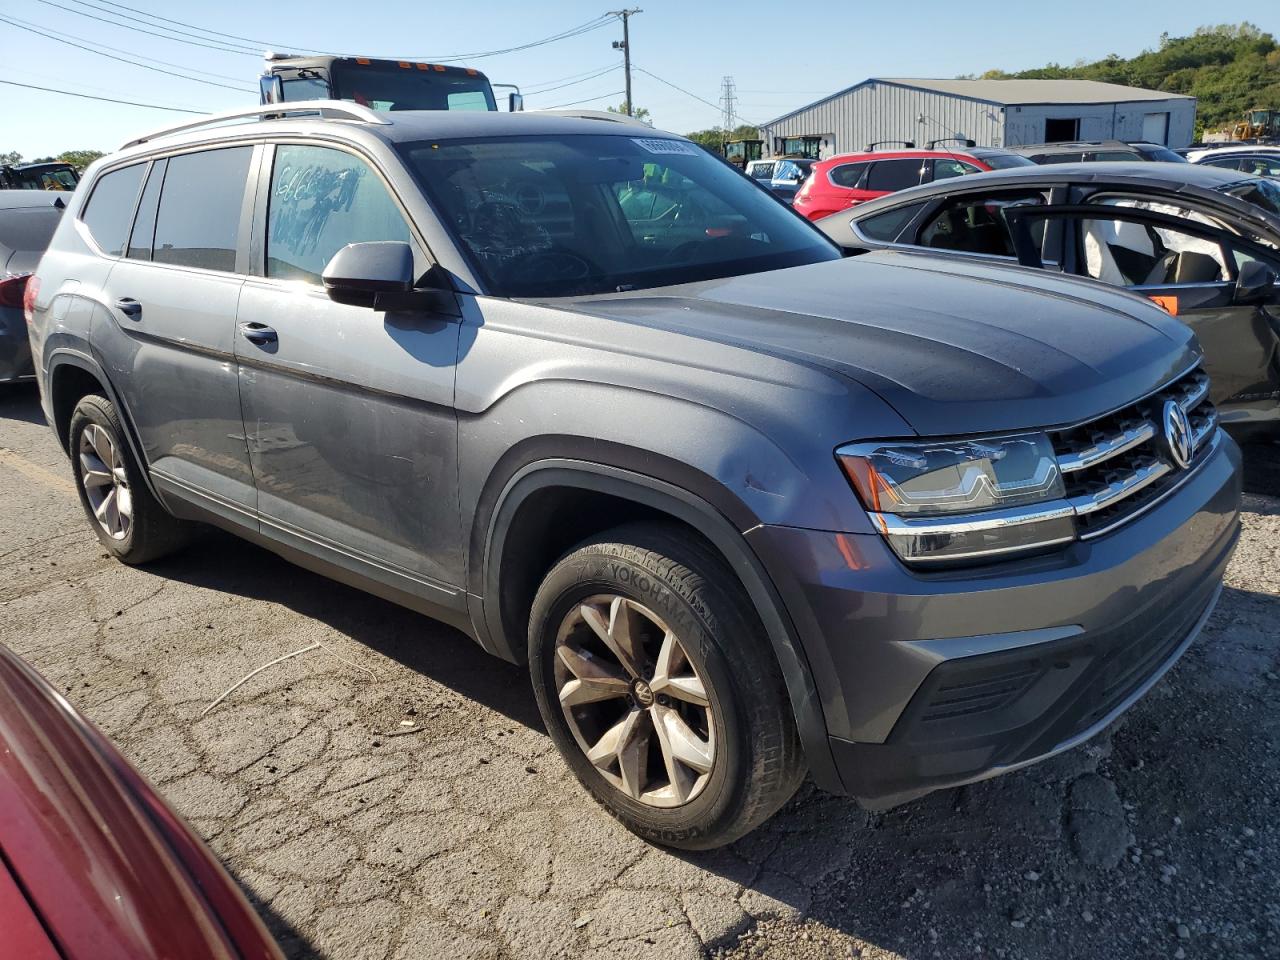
[27,103,1242,849]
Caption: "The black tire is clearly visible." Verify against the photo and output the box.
[68,394,191,564]
[528,523,805,849]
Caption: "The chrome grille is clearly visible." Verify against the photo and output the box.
[1050,367,1217,538]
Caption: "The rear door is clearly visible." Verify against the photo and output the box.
[857,158,926,202]
[91,147,259,518]
[235,142,465,597]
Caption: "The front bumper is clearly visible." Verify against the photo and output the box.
[748,432,1241,805]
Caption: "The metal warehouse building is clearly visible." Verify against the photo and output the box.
[758,78,1197,159]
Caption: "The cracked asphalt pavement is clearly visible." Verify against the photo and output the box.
[2,384,1278,960]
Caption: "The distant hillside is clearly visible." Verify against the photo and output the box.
[976,23,1280,138]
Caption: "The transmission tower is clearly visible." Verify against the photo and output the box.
[719,76,738,138]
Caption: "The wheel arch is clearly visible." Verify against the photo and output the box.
[478,458,842,792]
[46,350,164,504]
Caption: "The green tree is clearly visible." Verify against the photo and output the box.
[607,102,652,125]
[976,23,1280,136]
[0,150,22,166]
[58,149,105,173]
[683,124,760,153]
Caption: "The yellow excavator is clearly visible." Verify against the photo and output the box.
[1229,109,1280,142]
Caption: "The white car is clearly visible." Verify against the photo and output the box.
[1182,142,1280,165]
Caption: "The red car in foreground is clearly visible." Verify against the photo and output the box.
[0,645,282,960]
[792,145,1034,221]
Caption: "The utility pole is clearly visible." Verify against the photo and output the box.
[609,8,642,115]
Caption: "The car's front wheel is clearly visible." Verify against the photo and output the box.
[528,524,805,849]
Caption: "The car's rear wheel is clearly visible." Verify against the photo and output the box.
[529,523,805,849]
[68,394,191,564]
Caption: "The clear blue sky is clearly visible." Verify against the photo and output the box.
[0,0,1269,158]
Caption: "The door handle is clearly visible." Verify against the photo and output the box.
[238,322,277,346]
[114,297,142,319]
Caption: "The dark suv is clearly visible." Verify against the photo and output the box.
[27,103,1241,849]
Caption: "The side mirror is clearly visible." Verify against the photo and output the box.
[1235,258,1277,305]
[259,75,283,105]
[322,242,414,309]
[508,92,524,112]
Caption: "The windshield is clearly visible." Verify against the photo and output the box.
[981,154,1037,170]
[1144,146,1188,163]
[330,63,495,111]
[399,135,840,297]
[1223,177,1280,218]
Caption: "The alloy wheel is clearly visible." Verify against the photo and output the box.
[554,595,716,807]
[78,423,132,540]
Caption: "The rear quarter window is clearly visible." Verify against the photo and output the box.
[856,201,927,242]
[80,163,146,257]
[828,162,867,188]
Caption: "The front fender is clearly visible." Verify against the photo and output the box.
[480,459,844,793]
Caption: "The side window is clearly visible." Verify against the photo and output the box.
[931,159,979,181]
[1201,157,1244,171]
[1241,157,1280,178]
[1088,151,1139,162]
[267,145,413,284]
[856,201,927,242]
[918,194,1045,259]
[1037,153,1083,164]
[865,160,923,192]
[81,163,145,257]
[153,147,252,272]
[126,160,165,261]
[828,162,867,188]
[1081,200,1228,287]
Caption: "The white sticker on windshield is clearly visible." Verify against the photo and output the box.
[632,138,700,156]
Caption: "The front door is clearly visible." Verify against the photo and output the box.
[94,148,259,516]
[1070,200,1280,423]
[1004,199,1280,430]
[235,143,464,597]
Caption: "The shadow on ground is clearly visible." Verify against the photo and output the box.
[0,382,45,425]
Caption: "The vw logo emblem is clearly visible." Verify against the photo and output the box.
[1162,400,1193,469]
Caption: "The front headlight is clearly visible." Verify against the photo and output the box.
[837,433,1076,564]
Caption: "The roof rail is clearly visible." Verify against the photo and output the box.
[525,108,654,128]
[120,101,391,150]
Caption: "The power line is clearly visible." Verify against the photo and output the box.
[68,0,334,54]
[0,78,208,113]
[633,65,761,127]
[25,2,618,70]
[412,16,614,62]
[0,14,256,91]
[2,12,249,83]
[524,62,619,93]
[525,65,621,98]
[545,89,625,109]
[31,0,261,55]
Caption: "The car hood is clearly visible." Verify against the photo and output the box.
[562,251,1198,437]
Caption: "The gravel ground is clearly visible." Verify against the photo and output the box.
[1,384,1277,960]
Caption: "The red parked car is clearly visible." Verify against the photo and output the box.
[793,145,1034,221]
[0,644,283,960]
